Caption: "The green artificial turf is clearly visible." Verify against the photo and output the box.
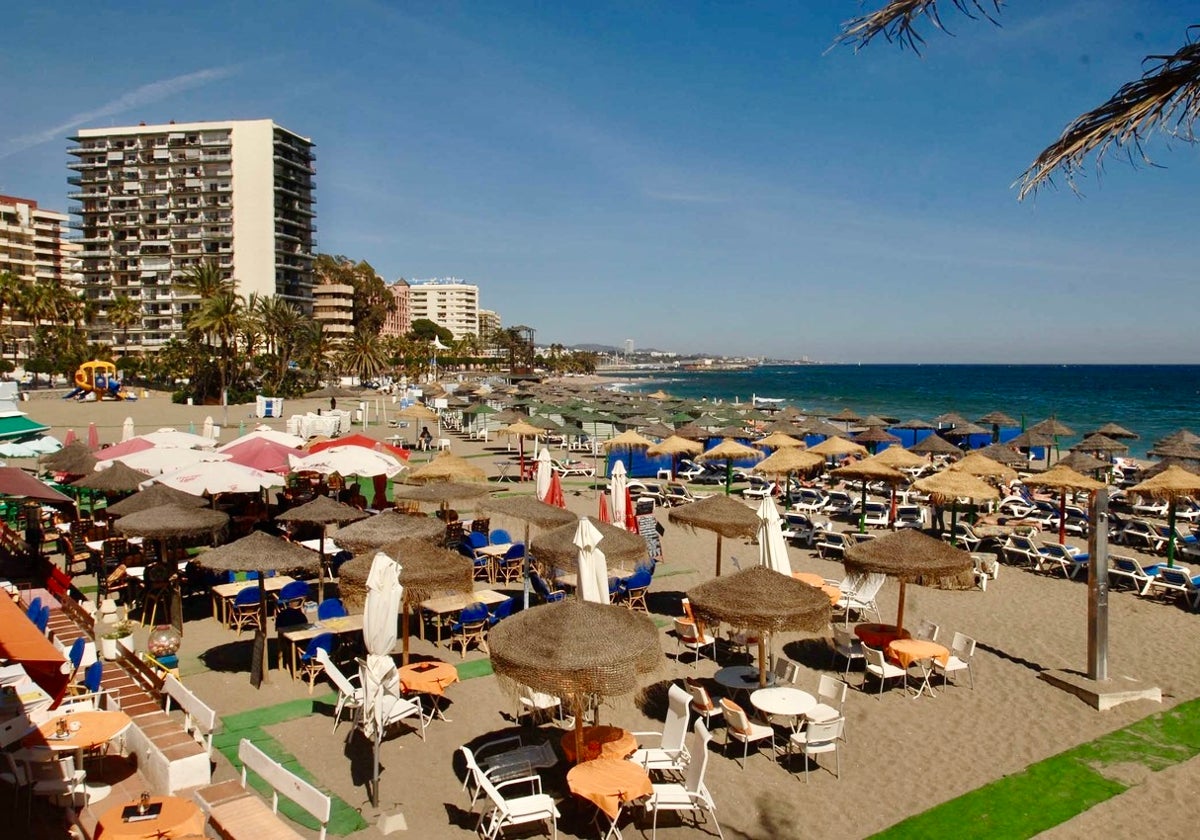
[216,693,368,836]
[872,696,1200,839]
[456,658,494,680]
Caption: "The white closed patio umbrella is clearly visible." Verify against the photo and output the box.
[609,459,628,530]
[756,496,792,576]
[535,447,552,501]
[202,415,215,439]
[359,550,403,806]
[574,517,610,604]
[121,417,135,442]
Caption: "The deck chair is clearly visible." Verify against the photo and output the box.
[1001,534,1040,567]
[1147,566,1200,608]
[1108,555,1162,595]
[461,738,558,812]
[945,523,981,551]
[470,755,559,840]
[1117,519,1162,552]
[643,721,723,840]
[816,531,849,560]
[631,684,692,777]
[315,647,362,736]
[1036,542,1088,579]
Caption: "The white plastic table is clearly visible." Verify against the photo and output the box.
[750,687,815,730]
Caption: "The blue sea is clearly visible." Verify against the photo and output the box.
[613,365,1200,458]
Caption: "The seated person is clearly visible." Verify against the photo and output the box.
[418,426,433,450]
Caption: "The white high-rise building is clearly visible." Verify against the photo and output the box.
[408,278,479,339]
[0,194,80,360]
[68,119,315,350]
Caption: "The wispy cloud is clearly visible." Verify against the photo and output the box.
[643,190,730,204]
[0,65,240,160]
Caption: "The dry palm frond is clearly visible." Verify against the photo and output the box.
[834,0,1001,54]
[1018,32,1200,199]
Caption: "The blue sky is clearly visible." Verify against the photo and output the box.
[3,1,1197,363]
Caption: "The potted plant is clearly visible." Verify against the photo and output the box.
[100,619,135,660]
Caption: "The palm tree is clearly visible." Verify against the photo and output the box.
[189,288,242,422]
[107,295,142,356]
[0,271,21,363]
[837,3,1200,197]
[338,328,385,383]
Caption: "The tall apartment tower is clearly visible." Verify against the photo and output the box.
[68,119,315,350]
[380,278,412,338]
[0,194,81,360]
[408,278,479,339]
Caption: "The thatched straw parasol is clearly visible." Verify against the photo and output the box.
[843,530,974,632]
[1030,417,1076,437]
[275,495,369,598]
[913,470,999,546]
[1148,441,1200,461]
[808,436,868,461]
[1056,450,1110,475]
[697,438,763,495]
[971,443,1027,468]
[1091,422,1139,440]
[194,531,322,686]
[868,446,929,470]
[851,427,901,454]
[1071,434,1128,455]
[404,452,488,485]
[113,504,229,540]
[488,599,660,762]
[1023,465,1105,545]
[908,434,962,458]
[497,421,543,480]
[1128,466,1200,566]
[977,411,1019,442]
[40,441,98,476]
[948,452,1017,484]
[477,495,578,606]
[338,539,473,664]
[646,435,703,479]
[942,422,989,439]
[828,408,862,424]
[687,566,831,687]
[393,481,491,507]
[934,412,969,428]
[668,495,760,576]
[105,484,209,517]
[533,516,647,573]
[893,418,935,432]
[831,459,907,532]
[753,431,805,450]
[752,447,823,507]
[330,510,445,553]
[71,461,151,494]
[673,422,709,441]
[602,429,655,452]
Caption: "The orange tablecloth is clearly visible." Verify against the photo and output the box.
[888,638,950,669]
[854,623,911,649]
[561,726,637,764]
[25,710,132,752]
[398,660,459,696]
[793,573,840,605]
[567,758,654,820]
[94,795,205,839]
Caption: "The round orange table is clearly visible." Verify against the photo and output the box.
[25,710,132,752]
[561,725,637,764]
[854,623,910,649]
[398,660,459,696]
[887,638,950,669]
[94,795,205,839]
[567,758,653,821]
[793,572,841,605]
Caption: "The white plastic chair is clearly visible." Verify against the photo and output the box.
[719,699,774,769]
[861,644,906,696]
[24,749,86,808]
[933,631,977,689]
[316,648,362,736]
[631,684,692,777]
[805,675,848,741]
[471,757,559,840]
[830,626,864,678]
[788,717,843,782]
[673,618,716,666]
[913,619,940,643]
[684,680,723,730]
[517,686,566,726]
[643,721,724,839]
[461,737,558,812]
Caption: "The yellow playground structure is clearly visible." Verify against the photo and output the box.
[65,360,134,401]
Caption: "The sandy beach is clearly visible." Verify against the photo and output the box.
[16,389,1200,839]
